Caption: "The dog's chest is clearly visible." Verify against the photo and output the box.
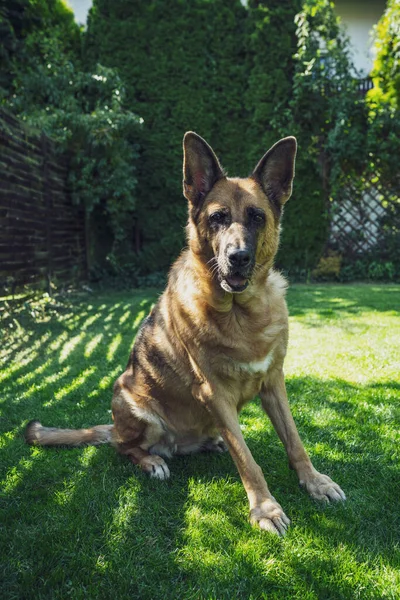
[219,319,282,380]
[236,347,275,375]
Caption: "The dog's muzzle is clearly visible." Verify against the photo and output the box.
[220,248,252,293]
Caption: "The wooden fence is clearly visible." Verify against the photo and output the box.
[0,110,87,294]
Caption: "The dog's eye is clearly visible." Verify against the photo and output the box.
[209,211,228,225]
[248,209,265,225]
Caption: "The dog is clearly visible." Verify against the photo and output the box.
[26,132,346,535]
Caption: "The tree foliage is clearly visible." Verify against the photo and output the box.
[2,0,399,281]
[2,0,141,271]
[246,0,301,164]
[288,0,400,281]
[370,0,400,109]
[85,0,332,275]
[368,0,400,182]
[0,0,79,95]
[263,0,363,273]
[365,0,400,278]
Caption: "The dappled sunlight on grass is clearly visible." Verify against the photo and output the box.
[53,447,99,507]
[47,330,69,352]
[118,309,131,325]
[80,312,104,330]
[49,365,97,406]
[14,365,72,405]
[14,357,53,385]
[88,366,124,399]
[107,332,122,362]
[103,303,121,322]
[0,333,51,384]
[59,332,86,363]
[132,308,146,328]
[107,482,141,541]
[2,455,35,494]
[84,333,104,357]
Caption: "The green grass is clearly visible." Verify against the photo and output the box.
[1,284,399,599]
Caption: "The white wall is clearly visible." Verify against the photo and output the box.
[334,0,387,75]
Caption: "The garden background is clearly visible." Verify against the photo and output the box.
[1,2,400,599]
[1,0,399,291]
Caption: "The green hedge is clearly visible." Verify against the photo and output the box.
[4,0,398,281]
[85,0,330,275]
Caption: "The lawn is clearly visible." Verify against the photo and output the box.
[1,284,399,599]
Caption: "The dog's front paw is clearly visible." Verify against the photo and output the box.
[250,498,290,536]
[300,472,346,502]
[140,455,170,480]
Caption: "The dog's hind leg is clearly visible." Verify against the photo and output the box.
[202,435,227,453]
[119,444,170,480]
[111,383,171,480]
[113,426,171,480]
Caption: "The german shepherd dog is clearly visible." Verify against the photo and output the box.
[26,133,345,535]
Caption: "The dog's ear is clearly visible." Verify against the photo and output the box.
[252,137,297,207]
[183,132,225,206]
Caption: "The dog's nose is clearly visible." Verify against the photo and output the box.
[227,249,251,267]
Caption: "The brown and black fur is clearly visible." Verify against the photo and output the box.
[26,132,345,535]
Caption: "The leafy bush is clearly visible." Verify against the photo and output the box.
[312,252,342,280]
[267,0,362,274]
[0,0,80,97]
[245,0,326,275]
[370,0,400,110]
[2,0,142,271]
[338,257,398,283]
[284,0,400,282]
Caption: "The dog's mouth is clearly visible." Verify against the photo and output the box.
[220,274,249,294]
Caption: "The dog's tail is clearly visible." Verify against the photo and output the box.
[25,420,113,447]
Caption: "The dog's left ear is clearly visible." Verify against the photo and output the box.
[183,132,225,206]
[252,137,297,207]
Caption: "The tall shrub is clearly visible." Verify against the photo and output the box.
[0,0,80,96]
[245,0,301,165]
[7,0,388,280]
[85,0,248,272]
[370,0,400,110]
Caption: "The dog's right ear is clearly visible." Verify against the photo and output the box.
[183,132,225,206]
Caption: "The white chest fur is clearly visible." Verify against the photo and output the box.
[238,348,275,375]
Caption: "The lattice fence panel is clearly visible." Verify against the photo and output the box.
[329,174,400,256]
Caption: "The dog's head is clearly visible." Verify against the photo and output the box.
[183,132,296,293]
